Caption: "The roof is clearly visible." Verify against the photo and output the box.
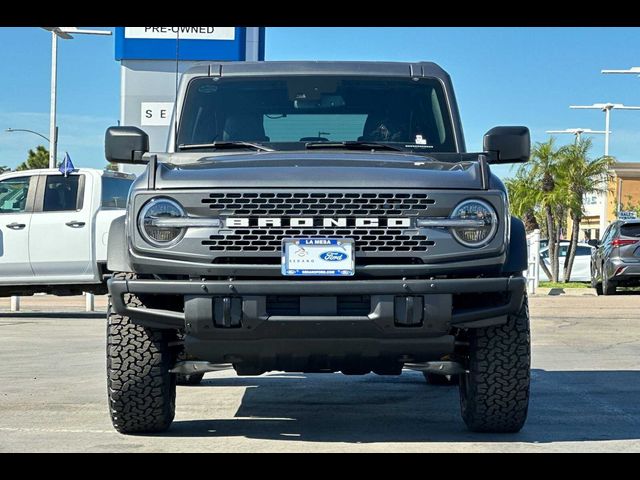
[184,61,449,79]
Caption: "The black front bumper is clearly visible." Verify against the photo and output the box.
[109,276,525,367]
[109,276,525,328]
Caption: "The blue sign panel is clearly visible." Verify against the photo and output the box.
[115,27,265,61]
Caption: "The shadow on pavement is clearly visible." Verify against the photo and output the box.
[165,368,640,443]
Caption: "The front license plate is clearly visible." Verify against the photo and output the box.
[282,238,355,276]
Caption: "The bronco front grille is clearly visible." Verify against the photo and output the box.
[201,192,435,216]
[200,191,436,254]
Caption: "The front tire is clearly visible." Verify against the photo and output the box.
[107,273,177,434]
[459,293,530,433]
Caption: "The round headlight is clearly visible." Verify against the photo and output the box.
[138,198,186,247]
[450,199,498,247]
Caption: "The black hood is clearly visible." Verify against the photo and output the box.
[145,151,492,190]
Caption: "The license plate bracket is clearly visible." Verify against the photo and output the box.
[282,238,355,276]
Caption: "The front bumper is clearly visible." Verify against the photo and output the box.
[109,276,525,328]
[109,276,525,367]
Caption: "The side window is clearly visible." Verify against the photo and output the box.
[576,246,593,256]
[0,177,30,213]
[558,245,568,257]
[43,175,81,212]
[101,177,133,209]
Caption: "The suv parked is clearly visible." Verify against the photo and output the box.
[591,219,640,295]
[104,61,531,434]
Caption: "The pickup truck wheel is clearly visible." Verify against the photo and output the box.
[459,293,530,433]
[424,372,459,386]
[107,273,177,434]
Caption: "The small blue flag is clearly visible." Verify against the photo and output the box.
[58,152,75,177]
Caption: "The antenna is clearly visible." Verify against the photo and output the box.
[174,29,180,148]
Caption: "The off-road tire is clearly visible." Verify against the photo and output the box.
[459,293,530,433]
[107,273,177,434]
[424,372,459,386]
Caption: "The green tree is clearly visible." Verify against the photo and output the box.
[517,138,568,282]
[16,145,50,171]
[505,170,540,233]
[557,138,613,282]
[105,162,119,172]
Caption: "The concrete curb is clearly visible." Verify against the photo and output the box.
[532,287,596,296]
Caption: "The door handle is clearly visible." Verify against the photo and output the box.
[65,221,86,228]
[6,222,26,230]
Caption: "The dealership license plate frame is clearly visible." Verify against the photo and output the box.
[282,238,355,276]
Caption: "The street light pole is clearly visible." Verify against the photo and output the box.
[601,67,640,75]
[569,103,640,235]
[5,128,51,143]
[49,30,58,168]
[545,128,607,143]
[41,27,111,169]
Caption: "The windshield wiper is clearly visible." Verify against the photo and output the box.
[178,141,274,152]
[305,141,405,152]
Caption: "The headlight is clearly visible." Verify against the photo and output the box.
[138,198,186,247]
[449,199,498,247]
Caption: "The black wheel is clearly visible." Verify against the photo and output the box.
[595,282,603,296]
[459,293,530,433]
[602,273,617,295]
[423,372,459,386]
[107,273,177,434]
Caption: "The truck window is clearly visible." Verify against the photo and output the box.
[0,177,30,213]
[102,176,133,209]
[43,175,81,212]
[177,76,457,152]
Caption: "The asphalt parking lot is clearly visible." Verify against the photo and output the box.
[1,293,639,452]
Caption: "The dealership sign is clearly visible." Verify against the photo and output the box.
[115,27,264,61]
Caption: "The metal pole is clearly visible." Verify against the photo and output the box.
[49,31,58,169]
[10,296,20,312]
[85,292,95,312]
[604,107,611,157]
[601,107,612,235]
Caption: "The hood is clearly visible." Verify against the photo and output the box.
[147,151,489,190]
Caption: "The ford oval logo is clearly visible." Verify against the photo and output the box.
[320,251,348,262]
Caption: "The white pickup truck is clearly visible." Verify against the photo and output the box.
[0,168,134,296]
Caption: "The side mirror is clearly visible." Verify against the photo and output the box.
[483,126,530,164]
[105,126,149,164]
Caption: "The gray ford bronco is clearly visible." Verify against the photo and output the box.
[104,61,531,434]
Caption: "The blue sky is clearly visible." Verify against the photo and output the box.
[1,27,639,179]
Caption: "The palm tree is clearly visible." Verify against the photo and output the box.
[505,172,540,233]
[519,138,566,282]
[557,138,613,282]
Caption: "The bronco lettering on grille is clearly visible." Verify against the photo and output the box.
[225,217,412,228]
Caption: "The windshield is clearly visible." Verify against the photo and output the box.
[176,76,457,153]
